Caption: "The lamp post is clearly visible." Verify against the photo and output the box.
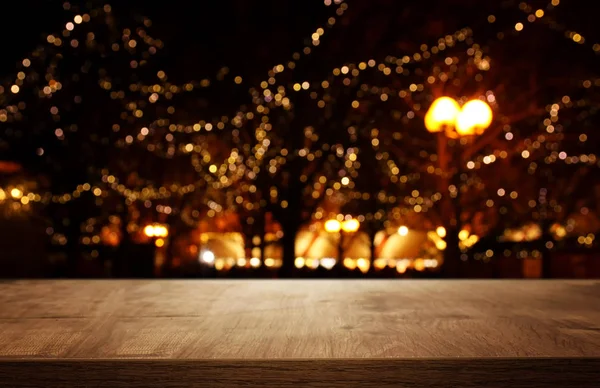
[143,223,169,275]
[424,97,492,276]
[324,217,360,265]
[143,223,169,245]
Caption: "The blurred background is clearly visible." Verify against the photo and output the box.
[1,0,599,279]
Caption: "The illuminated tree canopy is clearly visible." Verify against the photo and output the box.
[1,0,599,276]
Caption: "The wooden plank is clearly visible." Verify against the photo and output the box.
[0,280,599,387]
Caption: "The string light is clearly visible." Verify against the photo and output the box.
[1,0,597,270]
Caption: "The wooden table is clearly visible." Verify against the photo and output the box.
[1,280,599,387]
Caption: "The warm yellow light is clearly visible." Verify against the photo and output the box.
[264,258,275,267]
[425,97,460,133]
[249,257,261,268]
[460,240,472,250]
[343,258,356,270]
[413,258,426,271]
[458,229,470,241]
[456,99,493,136]
[320,257,336,270]
[396,260,408,274]
[341,218,360,233]
[10,188,23,199]
[143,225,155,237]
[324,219,341,233]
[553,224,567,239]
[398,225,409,236]
[356,258,370,273]
[144,224,168,238]
[154,225,168,238]
[435,240,447,250]
[155,238,165,248]
[465,235,479,247]
[374,258,387,270]
[294,257,305,268]
[436,226,446,238]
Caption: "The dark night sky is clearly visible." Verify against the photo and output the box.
[1,1,330,81]
[4,0,600,80]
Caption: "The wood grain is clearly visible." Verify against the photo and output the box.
[0,280,599,387]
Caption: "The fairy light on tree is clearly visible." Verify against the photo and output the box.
[1,0,599,278]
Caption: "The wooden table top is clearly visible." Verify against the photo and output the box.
[1,280,599,387]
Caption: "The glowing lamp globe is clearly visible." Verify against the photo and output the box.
[158,225,169,237]
[425,97,461,133]
[153,225,167,238]
[456,99,493,136]
[341,218,360,233]
[143,225,156,237]
[324,219,342,233]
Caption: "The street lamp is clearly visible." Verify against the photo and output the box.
[456,100,493,136]
[425,97,492,137]
[143,224,156,238]
[324,219,341,233]
[143,223,168,238]
[425,96,493,275]
[324,217,360,265]
[424,97,461,134]
[143,223,169,247]
[341,218,360,233]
